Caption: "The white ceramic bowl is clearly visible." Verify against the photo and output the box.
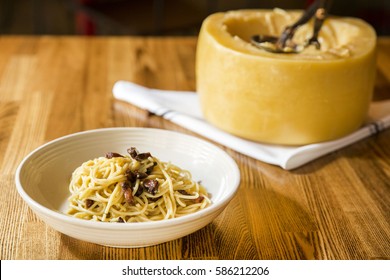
[15,127,240,247]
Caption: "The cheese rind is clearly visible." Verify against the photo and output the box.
[196,10,376,145]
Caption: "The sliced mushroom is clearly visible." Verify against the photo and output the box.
[127,147,138,159]
[143,179,159,195]
[105,152,124,159]
[134,170,148,179]
[134,152,151,161]
[85,199,94,208]
[120,181,134,204]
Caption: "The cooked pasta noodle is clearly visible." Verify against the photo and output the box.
[67,147,211,222]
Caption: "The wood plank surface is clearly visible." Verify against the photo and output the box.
[0,36,389,260]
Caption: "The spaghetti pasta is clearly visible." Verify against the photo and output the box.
[67,147,211,222]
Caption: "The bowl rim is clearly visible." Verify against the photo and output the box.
[15,127,241,230]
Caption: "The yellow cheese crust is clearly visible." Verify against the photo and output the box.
[196,9,377,145]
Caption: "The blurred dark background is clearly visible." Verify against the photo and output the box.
[0,0,389,36]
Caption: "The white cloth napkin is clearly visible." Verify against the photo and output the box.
[113,80,390,170]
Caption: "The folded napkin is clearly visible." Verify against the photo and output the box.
[113,80,390,170]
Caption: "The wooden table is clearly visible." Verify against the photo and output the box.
[0,36,389,260]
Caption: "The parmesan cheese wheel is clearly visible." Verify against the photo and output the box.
[196,9,376,145]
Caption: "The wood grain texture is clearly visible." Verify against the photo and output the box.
[0,36,389,260]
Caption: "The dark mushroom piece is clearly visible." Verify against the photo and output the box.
[127,147,138,159]
[120,181,134,204]
[134,152,152,161]
[125,169,136,182]
[143,179,159,195]
[194,196,205,204]
[127,147,152,161]
[105,152,124,159]
[178,190,189,195]
[134,170,148,179]
[85,199,94,208]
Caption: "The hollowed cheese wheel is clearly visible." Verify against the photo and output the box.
[196,9,376,145]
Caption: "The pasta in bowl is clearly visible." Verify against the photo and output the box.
[68,147,211,223]
[15,128,240,247]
